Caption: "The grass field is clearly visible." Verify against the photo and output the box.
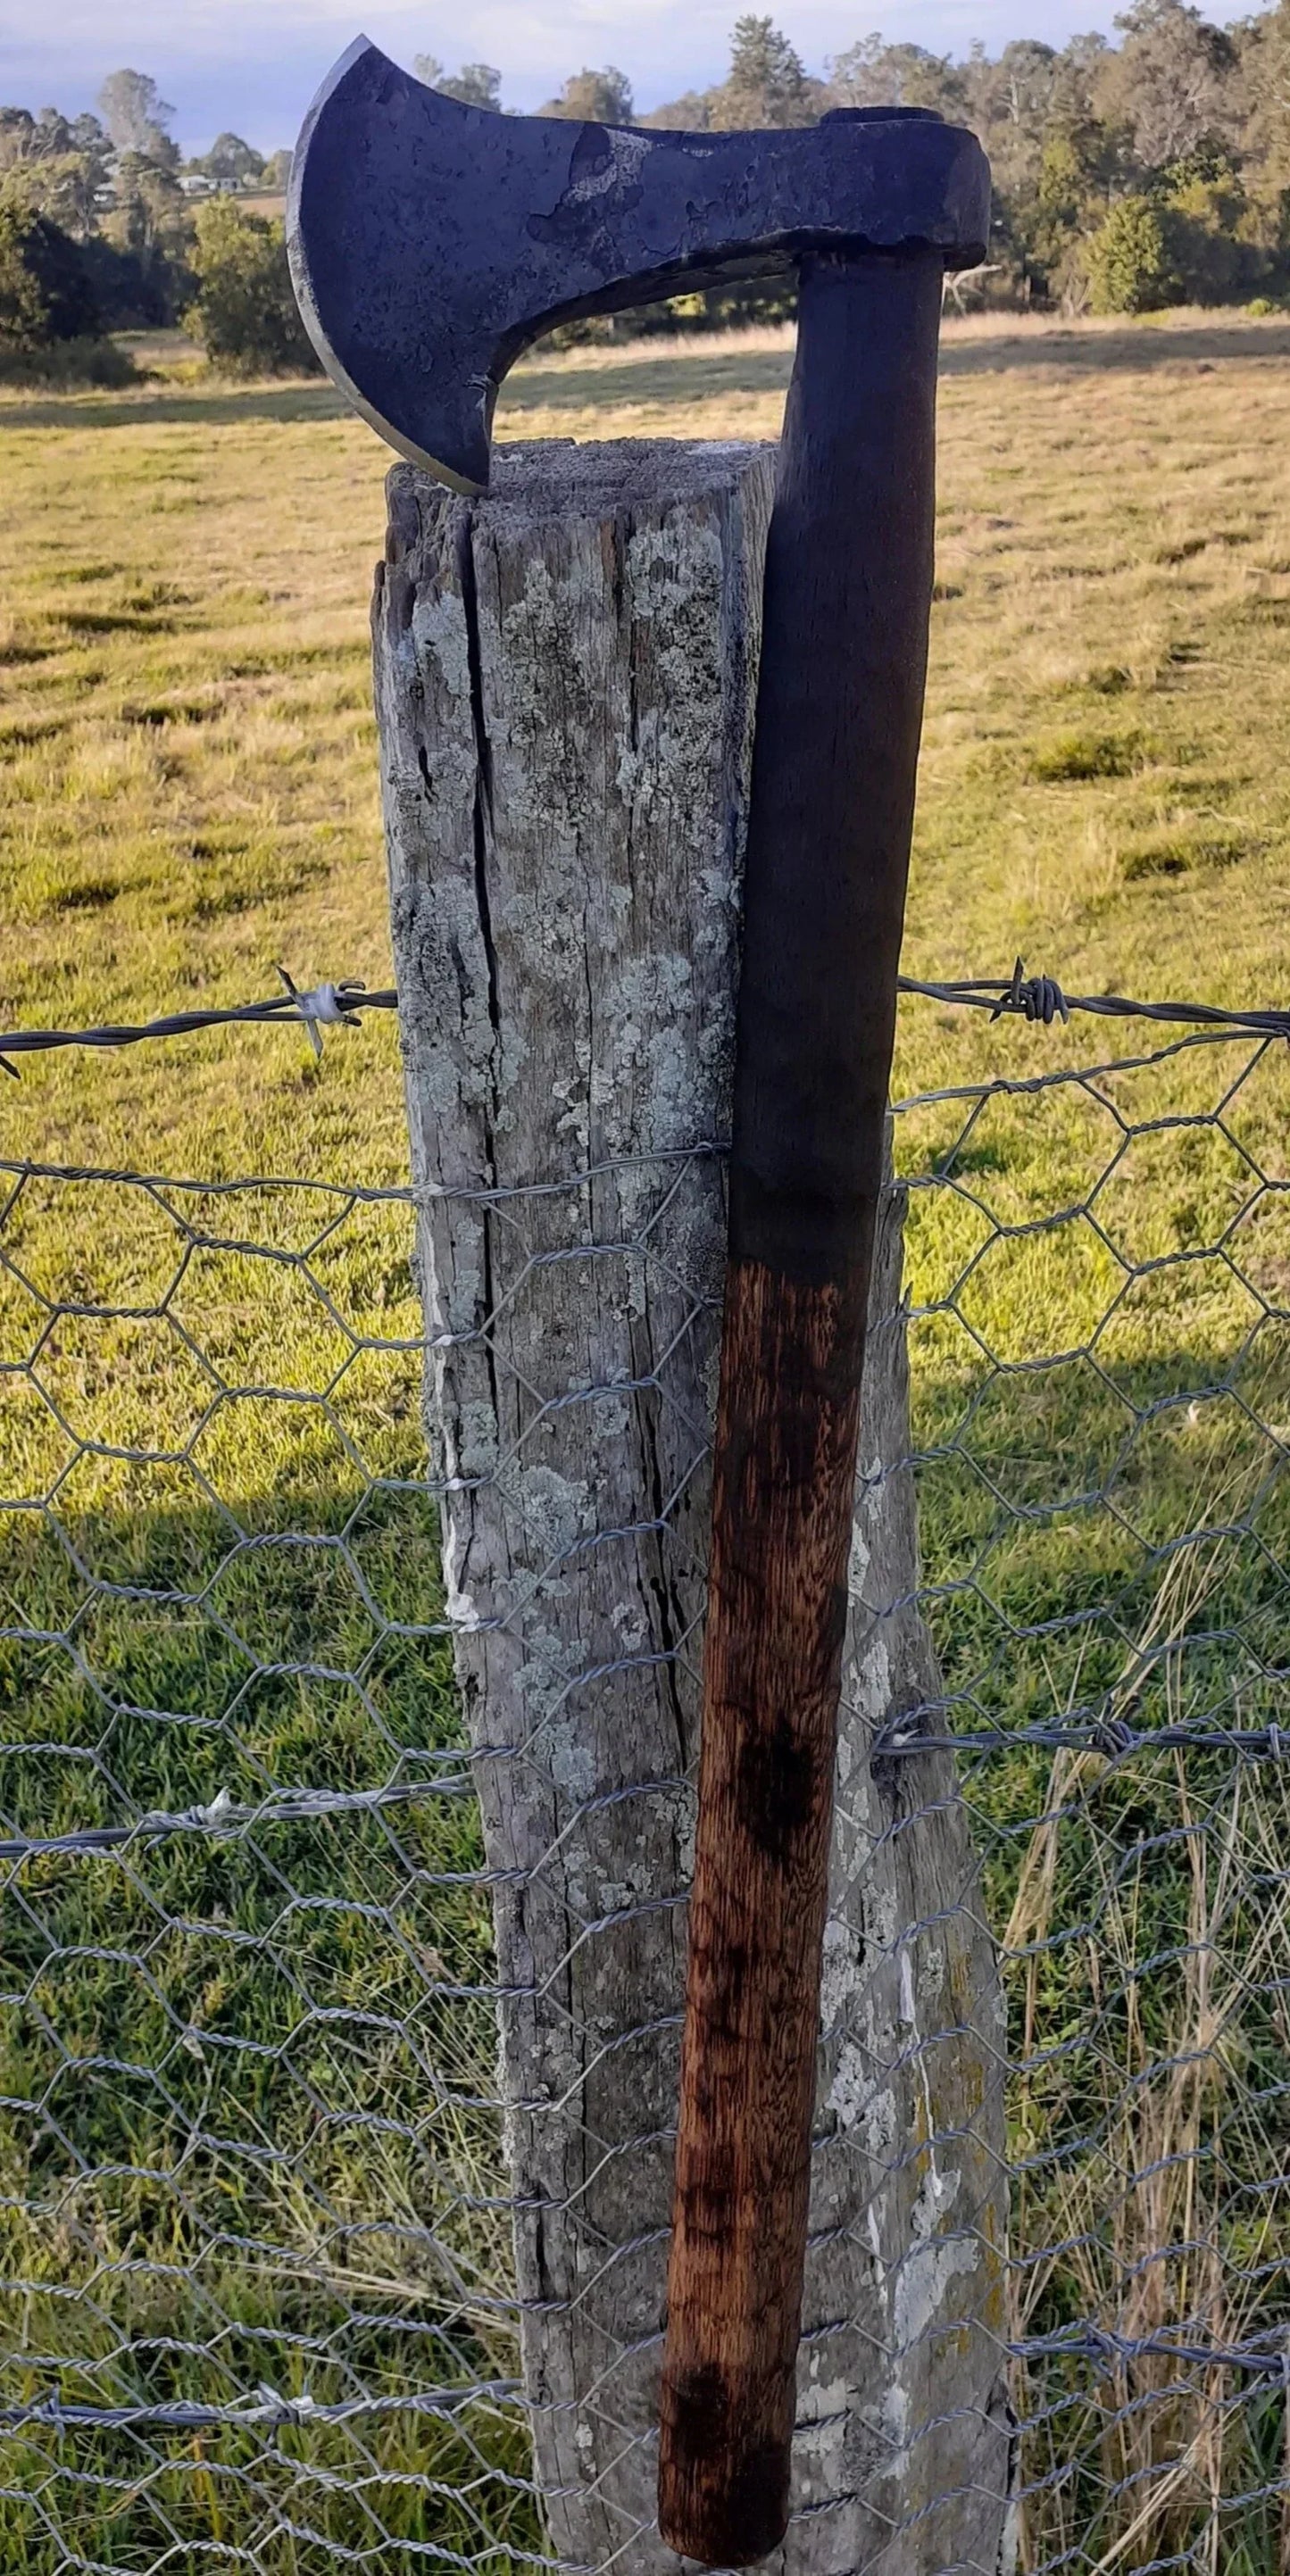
[4,309,1290,2569]
[3,307,1290,1168]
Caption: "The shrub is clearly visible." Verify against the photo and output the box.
[1085,195,1175,314]
[0,334,133,388]
[184,198,318,376]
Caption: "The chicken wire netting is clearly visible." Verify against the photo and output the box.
[3,1014,1290,2573]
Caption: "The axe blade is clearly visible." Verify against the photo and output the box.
[287,37,989,492]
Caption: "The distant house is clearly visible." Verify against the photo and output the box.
[180,170,253,198]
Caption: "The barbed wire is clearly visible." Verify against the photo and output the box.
[876,1710,1290,1765]
[903,955,1290,1039]
[0,968,397,1076]
[0,1773,476,1864]
[5,2325,1285,2445]
[1011,2324,1290,2381]
[0,2380,528,2436]
[2,955,1290,1076]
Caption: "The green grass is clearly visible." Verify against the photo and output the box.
[4,309,1290,2567]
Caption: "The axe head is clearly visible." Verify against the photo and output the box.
[287,38,989,494]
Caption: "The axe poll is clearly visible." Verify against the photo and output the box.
[287,49,989,2566]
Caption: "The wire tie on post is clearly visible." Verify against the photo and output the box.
[276,966,367,1060]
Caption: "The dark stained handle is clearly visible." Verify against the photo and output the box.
[658,246,944,2568]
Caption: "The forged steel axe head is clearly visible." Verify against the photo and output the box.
[288,38,990,494]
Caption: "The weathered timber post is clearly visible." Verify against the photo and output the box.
[373,439,1013,2576]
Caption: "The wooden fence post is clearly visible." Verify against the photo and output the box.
[373,438,1013,2575]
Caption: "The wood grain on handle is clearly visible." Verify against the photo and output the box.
[659,241,944,2565]
[659,1254,867,2565]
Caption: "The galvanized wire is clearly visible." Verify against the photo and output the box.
[1,995,1289,2572]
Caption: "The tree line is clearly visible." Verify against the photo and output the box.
[426,3,1290,319]
[4,9,1290,380]
[0,67,312,379]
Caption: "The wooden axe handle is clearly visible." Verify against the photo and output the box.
[658,247,944,2568]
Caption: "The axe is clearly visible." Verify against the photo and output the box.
[287,48,988,2567]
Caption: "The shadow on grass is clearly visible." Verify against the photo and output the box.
[473,318,1290,424]
[0,380,350,436]
[939,318,1290,376]
[5,317,1287,442]
[502,344,795,416]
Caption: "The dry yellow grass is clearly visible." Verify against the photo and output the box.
[3,307,1290,2572]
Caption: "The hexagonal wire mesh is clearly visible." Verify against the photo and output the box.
[2,1005,1290,2573]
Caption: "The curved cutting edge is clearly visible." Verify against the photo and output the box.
[287,39,468,486]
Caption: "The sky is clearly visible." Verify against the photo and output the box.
[0,0,1121,154]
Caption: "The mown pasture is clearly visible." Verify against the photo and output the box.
[3,311,1290,2570]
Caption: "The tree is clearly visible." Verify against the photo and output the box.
[0,187,98,351]
[442,64,504,108]
[712,15,813,124]
[967,37,1059,191]
[261,148,293,192]
[1049,31,1113,127]
[1102,0,1238,169]
[1084,188,1176,304]
[96,68,179,170]
[1003,115,1126,300]
[0,107,110,239]
[79,231,172,327]
[106,151,187,262]
[1232,0,1290,195]
[829,37,967,118]
[639,89,715,129]
[0,197,46,349]
[1160,146,1252,295]
[185,197,319,374]
[97,142,193,323]
[412,56,504,108]
[199,133,264,190]
[537,68,634,122]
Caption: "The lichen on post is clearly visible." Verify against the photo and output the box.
[372,438,1012,2575]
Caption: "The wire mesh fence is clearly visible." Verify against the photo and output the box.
[3,1002,1290,2572]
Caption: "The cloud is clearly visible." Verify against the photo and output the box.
[1,0,1114,149]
